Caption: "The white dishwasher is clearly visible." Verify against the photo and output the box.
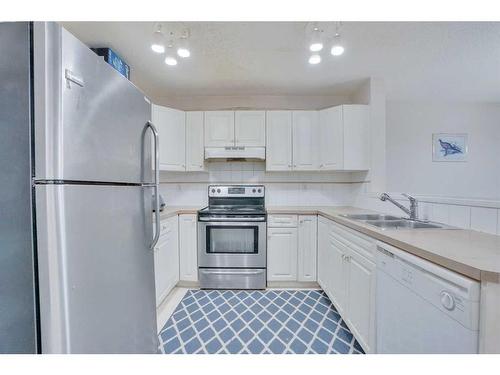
[376,242,480,353]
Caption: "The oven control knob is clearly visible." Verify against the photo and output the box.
[257,188,262,193]
[440,291,455,310]
[217,188,221,193]
[252,189,256,193]
[211,188,215,193]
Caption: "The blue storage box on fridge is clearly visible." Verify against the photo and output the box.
[92,47,130,79]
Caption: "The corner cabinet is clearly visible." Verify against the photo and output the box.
[318,105,370,171]
[151,104,186,171]
[317,216,376,353]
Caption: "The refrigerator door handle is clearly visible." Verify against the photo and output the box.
[146,121,160,250]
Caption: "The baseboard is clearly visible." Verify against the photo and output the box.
[267,281,320,289]
[177,280,320,289]
[177,280,200,288]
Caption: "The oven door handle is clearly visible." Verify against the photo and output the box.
[198,216,266,222]
[201,269,264,276]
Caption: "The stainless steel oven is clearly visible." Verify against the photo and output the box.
[197,185,267,289]
[198,220,266,268]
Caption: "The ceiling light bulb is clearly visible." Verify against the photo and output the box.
[165,56,178,66]
[331,31,344,56]
[309,25,323,52]
[177,48,190,58]
[151,26,165,54]
[164,39,178,66]
[309,43,323,52]
[177,30,191,58]
[331,44,344,56]
[308,54,321,65]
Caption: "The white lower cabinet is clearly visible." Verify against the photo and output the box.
[154,216,179,307]
[344,246,376,353]
[267,227,298,281]
[178,214,198,282]
[297,215,317,282]
[317,216,376,353]
[327,238,348,316]
[267,214,317,283]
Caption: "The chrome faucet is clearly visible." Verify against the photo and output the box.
[379,193,419,220]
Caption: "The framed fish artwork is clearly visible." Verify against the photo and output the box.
[432,133,468,162]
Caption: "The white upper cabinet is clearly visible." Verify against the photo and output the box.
[266,111,293,171]
[292,111,320,170]
[319,106,343,170]
[204,111,235,147]
[152,104,186,171]
[185,111,205,171]
[319,104,370,171]
[234,111,266,147]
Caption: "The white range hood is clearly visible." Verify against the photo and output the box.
[204,146,266,160]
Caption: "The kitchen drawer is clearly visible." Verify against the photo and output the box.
[330,220,375,261]
[158,216,176,239]
[159,220,170,237]
[268,214,298,227]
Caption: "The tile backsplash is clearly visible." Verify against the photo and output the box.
[159,162,500,236]
[159,161,366,207]
[159,182,358,207]
[352,183,500,236]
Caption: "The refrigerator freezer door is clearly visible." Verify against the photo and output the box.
[33,23,152,184]
[0,22,38,354]
[35,184,158,353]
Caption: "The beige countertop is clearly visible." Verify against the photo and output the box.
[158,206,201,220]
[267,206,500,281]
[158,205,500,280]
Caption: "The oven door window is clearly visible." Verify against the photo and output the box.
[206,226,258,254]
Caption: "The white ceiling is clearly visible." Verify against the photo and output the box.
[61,22,500,102]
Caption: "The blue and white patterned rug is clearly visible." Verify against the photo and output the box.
[158,289,364,354]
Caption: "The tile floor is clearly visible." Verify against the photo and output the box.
[158,289,364,354]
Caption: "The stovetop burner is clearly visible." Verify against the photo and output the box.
[198,185,266,219]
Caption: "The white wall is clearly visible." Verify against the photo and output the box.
[386,101,500,199]
[353,100,500,235]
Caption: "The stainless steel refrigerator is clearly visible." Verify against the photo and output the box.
[0,22,160,353]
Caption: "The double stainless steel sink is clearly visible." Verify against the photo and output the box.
[340,213,456,230]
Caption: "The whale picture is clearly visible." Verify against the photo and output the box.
[433,133,468,162]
